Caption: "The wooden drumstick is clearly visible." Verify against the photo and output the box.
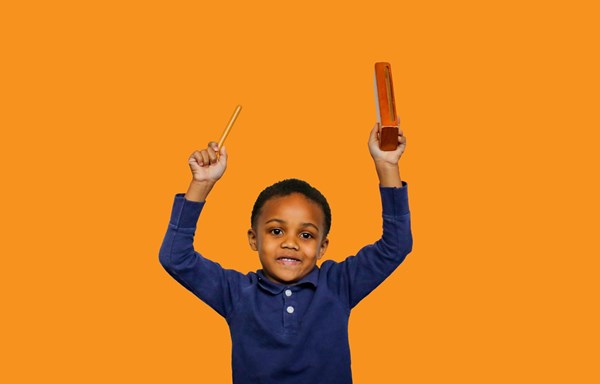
[217,105,242,151]
[374,62,399,151]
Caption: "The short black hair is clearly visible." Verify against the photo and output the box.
[251,178,332,238]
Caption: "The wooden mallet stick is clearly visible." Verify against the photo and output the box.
[217,105,242,151]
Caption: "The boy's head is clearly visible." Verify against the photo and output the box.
[248,179,331,285]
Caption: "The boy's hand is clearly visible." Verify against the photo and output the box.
[368,123,406,187]
[185,141,227,202]
[368,123,406,166]
[188,141,228,183]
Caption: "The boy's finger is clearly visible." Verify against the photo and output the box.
[190,151,203,166]
[200,150,209,166]
[208,141,219,152]
[206,146,218,164]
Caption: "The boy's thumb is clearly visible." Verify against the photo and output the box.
[369,123,380,144]
[219,145,228,161]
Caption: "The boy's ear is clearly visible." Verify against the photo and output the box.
[317,238,329,260]
[247,228,258,251]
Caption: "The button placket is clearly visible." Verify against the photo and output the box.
[282,287,298,332]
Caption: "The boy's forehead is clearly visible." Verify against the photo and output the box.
[258,193,324,224]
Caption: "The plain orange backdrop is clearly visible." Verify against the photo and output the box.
[1,0,599,383]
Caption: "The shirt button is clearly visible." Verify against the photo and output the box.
[286,306,295,314]
[285,289,292,297]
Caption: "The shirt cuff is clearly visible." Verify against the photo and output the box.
[169,193,206,228]
[379,181,409,216]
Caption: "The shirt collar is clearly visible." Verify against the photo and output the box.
[256,266,320,294]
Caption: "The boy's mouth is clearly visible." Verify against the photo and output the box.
[276,256,301,266]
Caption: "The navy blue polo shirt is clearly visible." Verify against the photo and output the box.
[159,183,412,383]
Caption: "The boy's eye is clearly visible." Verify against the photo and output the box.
[270,228,283,235]
[300,233,313,239]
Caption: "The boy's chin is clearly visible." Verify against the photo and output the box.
[265,269,305,285]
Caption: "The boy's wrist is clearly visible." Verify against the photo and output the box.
[373,159,399,169]
[185,179,217,202]
[374,161,402,187]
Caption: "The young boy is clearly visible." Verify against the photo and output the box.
[159,124,412,383]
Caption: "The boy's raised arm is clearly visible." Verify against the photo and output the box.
[368,123,406,187]
[159,141,245,317]
[185,141,228,202]
[327,124,411,308]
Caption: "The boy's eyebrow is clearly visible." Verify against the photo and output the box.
[265,218,320,232]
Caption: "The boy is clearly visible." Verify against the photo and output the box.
[159,124,412,383]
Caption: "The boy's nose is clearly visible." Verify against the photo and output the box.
[281,237,299,250]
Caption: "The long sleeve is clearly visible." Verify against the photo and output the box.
[323,182,413,309]
[159,194,246,318]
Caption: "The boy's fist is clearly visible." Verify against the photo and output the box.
[188,141,228,183]
[368,123,406,165]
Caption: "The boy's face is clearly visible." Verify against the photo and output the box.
[248,193,329,285]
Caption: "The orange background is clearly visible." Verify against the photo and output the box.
[1,1,599,382]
